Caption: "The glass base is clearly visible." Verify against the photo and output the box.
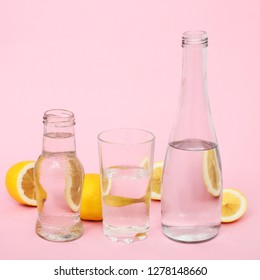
[104,224,148,244]
[162,225,220,243]
[35,220,84,242]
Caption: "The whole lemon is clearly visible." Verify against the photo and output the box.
[80,174,103,221]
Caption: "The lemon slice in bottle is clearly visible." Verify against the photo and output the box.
[203,149,221,197]
[64,160,83,212]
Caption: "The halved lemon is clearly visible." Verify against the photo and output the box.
[64,160,84,212]
[221,188,247,223]
[151,161,164,200]
[203,149,221,197]
[80,174,102,221]
[5,161,37,206]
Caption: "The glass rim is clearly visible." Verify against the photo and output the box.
[97,128,155,145]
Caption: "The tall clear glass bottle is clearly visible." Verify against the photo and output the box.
[161,31,222,242]
[34,109,84,242]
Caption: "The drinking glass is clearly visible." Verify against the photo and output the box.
[98,128,155,243]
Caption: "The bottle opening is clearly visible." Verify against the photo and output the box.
[182,30,208,48]
[43,109,75,126]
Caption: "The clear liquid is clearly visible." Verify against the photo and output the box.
[161,138,222,243]
[35,150,84,242]
[102,166,151,243]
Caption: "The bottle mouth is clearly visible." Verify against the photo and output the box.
[182,30,208,47]
[43,109,75,126]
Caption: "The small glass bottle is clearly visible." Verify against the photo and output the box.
[161,31,223,242]
[34,109,84,242]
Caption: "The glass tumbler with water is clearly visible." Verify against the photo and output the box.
[98,128,155,243]
[34,109,84,242]
[161,31,223,243]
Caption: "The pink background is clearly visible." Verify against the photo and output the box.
[0,0,259,259]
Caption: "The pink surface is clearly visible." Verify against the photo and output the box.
[0,0,259,259]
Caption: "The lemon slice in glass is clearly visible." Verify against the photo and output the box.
[140,157,164,201]
[102,175,112,196]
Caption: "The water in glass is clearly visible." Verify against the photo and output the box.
[102,165,151,243]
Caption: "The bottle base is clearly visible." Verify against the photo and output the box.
[162,225,220,243]
[35,220,84,242]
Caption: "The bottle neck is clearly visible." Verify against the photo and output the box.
[41,109,77,154]
[181,30,208,96]
[182,45,207,94]
[170,31,217,144]
[42,125,76,154]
